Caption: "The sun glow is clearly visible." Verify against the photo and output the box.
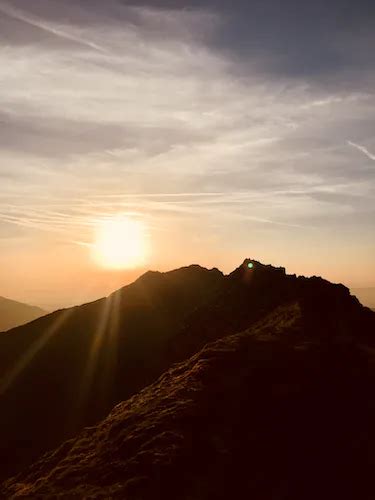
[92,216,149,270]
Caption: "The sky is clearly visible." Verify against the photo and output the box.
[0,0,375,310]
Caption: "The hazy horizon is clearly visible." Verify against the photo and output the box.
[1,0,374,309]
[2,261,375,312]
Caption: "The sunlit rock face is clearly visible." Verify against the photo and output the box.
[0,259,374,492]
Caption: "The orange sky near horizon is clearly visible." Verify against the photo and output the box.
[1,217,374,311]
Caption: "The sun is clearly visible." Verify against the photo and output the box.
[92,216,149,270]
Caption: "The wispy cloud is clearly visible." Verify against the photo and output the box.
[348,141,375,162]
[0,1,107,53]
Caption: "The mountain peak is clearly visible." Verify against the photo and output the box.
[134,264,223,284]
[229,258,286,281]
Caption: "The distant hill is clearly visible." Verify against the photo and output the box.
[0,260,374,496]
[0,296,46,332]
[351,287,375,310]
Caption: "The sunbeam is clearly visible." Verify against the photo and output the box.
[0,308,73,396]
[68,291,121,429]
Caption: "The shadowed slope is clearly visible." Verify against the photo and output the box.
[0,265,224,481]
[4,303,375,500]
[0,297,46,332]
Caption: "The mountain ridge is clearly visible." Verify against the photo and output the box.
[351,287,375,310]
[169,259,374,361]
[0,259,374,491]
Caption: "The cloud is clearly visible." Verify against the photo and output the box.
[0,0,374,275]
[0,0,106,52]
[348,141,375,162]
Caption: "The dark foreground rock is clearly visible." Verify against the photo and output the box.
[3,303,375,499]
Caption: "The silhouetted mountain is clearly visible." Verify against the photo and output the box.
[0,260,374,493]
[351,287,375,309]
[170,260,375,360]
[3,302,375,499]
[0,265,224,481]
[0,296,46,332]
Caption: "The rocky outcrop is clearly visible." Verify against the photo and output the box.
[170,259,374,360]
